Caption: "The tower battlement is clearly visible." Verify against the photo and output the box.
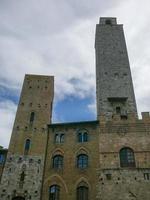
[99,17,117,25]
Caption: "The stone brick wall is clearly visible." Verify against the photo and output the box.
[95,17,137,118]
[0,75,54,200]
[96,113,150,199]
[97,169,150,200]
[42,121,100,200]
[0,155,44,200]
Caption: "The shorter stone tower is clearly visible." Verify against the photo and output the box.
[95,17,137,119]
[0,74,54,200]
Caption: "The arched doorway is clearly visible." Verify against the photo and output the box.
[12,197,25,200]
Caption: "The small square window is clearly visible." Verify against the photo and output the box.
[106,174,112,180]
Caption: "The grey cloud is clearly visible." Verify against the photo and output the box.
[0,0,120,38]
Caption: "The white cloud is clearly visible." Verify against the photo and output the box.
[0,101,17,147]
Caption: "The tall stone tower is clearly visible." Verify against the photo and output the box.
[95,17,137,119]
[0,74,54,200]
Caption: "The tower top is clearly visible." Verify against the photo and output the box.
[99,17,117,25]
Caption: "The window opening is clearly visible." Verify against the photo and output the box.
[77,154,88,169]
[78,130,88,143]
[24,139,31,155]
[55,133,65,143]
[116,107,121,114]
[49,185,60,200]
[105,19,112,25]
[60,134,64,143]
[53,155,63,169]
[30,112,35,123]
[106,174,112,180]
[120,147,136,167]
[77,186,88,200]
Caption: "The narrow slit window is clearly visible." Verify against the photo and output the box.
[116,107,121,114]
[24,139,31,155]
[30,112,35,123]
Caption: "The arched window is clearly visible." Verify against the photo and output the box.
[120,147,136,167]
[77,154,88,169]
[53,155,63,169]
[77,186,88,200]
[54,133,65,143]
[55,134,60,143]
[49,185,60,200]
[83,132,88,142]
[30,112,35,123]
[24,139,31,155]
[60,134,64,143]
[77,130,88,143]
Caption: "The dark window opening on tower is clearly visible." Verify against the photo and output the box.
[105,19,112,25]
[20,171,25,182]
[121,115,128,120]
[106,174,112,180]
[12,197,25,200]
[116,107,121,114]
[24,139,31,155]
[30,112,35,123]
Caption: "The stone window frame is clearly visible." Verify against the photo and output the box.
[77,129,88,143]
[52,155,64,170]
[77,154,88,169]
[54,133,65,144]
[119,147,136,168]
[76,181,89,200]
[49,185,60,200]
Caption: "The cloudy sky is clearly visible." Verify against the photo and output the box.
[0,0,150,147]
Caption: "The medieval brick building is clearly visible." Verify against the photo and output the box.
[0,17,150,200]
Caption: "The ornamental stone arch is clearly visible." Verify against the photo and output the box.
[75,147,90,156]
[75,177,91,191]
[51,148,64,157]
[43,174,68,193]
